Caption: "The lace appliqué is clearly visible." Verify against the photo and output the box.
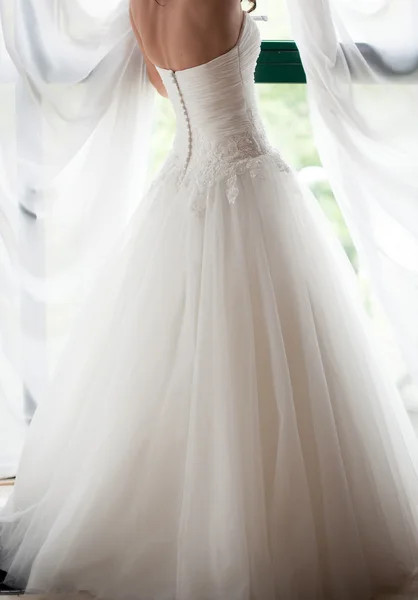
[179,113,291,214]
[150,112,291,215]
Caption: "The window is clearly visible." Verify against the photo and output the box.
[247,0,293,40]
[254,33,417,407]
[0,3,414,482]
[150,3,416,406]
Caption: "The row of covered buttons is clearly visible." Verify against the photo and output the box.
[170,71,192,183]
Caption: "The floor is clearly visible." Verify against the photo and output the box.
[1,589,418,599]
[0,483,13,510]
[0,483,21,596]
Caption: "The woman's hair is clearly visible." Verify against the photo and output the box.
[244,0,257,13]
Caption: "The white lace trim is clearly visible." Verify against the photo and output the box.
[147,110,291,214]
[188,152,289,215]
[184,110,290,212]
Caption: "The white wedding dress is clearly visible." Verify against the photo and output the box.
[2,12,418,600]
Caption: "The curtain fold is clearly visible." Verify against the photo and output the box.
[1,0,418,476]
[0,0,154,477]
[285,0,418,402]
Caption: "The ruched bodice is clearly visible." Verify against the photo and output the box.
[155,14,289,210]
[157,13,261,146]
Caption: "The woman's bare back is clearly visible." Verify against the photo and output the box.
[129,0,244,95]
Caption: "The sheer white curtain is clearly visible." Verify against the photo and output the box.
[1,0,418,477]
[285,0,418,403]
[0,0,154,477]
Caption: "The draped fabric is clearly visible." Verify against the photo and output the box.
[285,0,418,402]
[0,0,154,477]
[1,0,418,477]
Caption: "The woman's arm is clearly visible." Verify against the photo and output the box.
[129,6,168,98]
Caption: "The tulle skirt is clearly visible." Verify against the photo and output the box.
[2,158,418,600]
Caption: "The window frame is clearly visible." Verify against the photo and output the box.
[256,41,306,84]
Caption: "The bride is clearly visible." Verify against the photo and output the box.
[2,0,418,598]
